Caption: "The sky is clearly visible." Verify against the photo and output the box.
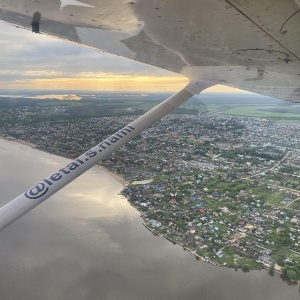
[0,21,247,93]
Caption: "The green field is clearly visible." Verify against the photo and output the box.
[262,191,286,206]
[223,107,300,118]
[289,201,300,210]
[186,102,300,122]
[4,94,300,122]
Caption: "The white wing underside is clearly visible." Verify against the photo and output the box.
[0,0,299,102]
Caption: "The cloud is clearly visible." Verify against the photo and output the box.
[0,22,246,93]
[0,76,188,92]
[0,22,178,80]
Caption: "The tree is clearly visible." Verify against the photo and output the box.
[242,264,250,272]
[287,270,298,282]
[269,263,275,276]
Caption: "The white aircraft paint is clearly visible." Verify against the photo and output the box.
[75,21,144,58]
[60,0,94,10]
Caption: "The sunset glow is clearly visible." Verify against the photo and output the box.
[0,74,249,93]
[0,22,250,94]
[0,75,188,92]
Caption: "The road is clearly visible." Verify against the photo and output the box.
[242,151,291,180]
[285,196,300,208]
[16,108,27,119]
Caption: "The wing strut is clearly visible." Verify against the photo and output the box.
[0,80,215,232]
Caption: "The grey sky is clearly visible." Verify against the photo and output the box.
[0,21,173,83]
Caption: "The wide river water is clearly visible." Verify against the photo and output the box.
[0,138,298,299]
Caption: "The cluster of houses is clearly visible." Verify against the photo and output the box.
[1,101,300,272]
[123,171,300,270]
[1,105,300,183]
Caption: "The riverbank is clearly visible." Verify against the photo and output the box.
[124,189,284,275]
[142,221,216,266]
[1,137,129,188]
[141,220,282,274]
[0,136,36,149]
[14,139,37,149]
[95,164,129,187]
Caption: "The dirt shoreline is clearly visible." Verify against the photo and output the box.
[4,137,36,149]
[3,137,129,188]
[95,165,129,187]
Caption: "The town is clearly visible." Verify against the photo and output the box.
[1,95,300,283]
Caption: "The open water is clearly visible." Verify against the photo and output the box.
[0,138,298,299]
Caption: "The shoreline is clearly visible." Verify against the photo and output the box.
[1,136,37,149]
[14,139,36,149]
[95,165,129,187]
[141,221,282,273]
[2,137,129,188]
[142,222,214,266]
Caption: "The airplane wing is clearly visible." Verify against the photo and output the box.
[0,0,299,102]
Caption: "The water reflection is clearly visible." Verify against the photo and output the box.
[0,139,298,300]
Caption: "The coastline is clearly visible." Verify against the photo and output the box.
[142,221,215,266]
[13,139,36,149]
[95,164,129,187]
[2,137,129,188]
[1,136,36,149]
[141,221,280,272]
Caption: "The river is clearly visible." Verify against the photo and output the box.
[0,138,298,299]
